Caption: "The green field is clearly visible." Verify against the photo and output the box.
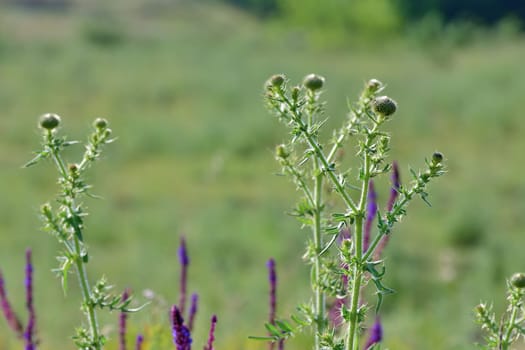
[1,2,525,349]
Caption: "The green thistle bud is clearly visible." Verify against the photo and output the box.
[40,203,52,215]
[39,113,61,130]
[510,273,525,289]
[68,163,79,173]
[291,86,301,100]
[474,304,485,314]
[303,74,325,91]
[275,144,289,159]
[267,74,286,88]
[94,118,108,130]
[432,152,444,164]
[372,96,397,117]
[366,79,383,93]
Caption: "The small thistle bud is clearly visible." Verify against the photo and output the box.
[94,118,108,130]
[366,79,383,93]
[267,74,286,88]
[39,113,61,130]
[303,74,325,91]
[275,144,289,159]
[40,203,52,215]
[291,86,301,100]
[475,304,486,314]
[341,239,353,254]
[510,273,525,289]
[372,96,397,117]
[68,163,79,174]
[432,152,444,164]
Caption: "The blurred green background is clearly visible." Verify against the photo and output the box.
[1,0,525,349]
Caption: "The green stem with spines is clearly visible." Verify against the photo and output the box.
[47,131,102,349]
[501,289,522,349]
[345,124,377,350]
[267,76,446,350]
[275,87,359,214]
[306,89,326,349]
[281,159,315,208]
[361,189,412,262]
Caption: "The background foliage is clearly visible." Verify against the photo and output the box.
[1,1,525,349]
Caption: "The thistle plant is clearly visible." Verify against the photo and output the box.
[24,114,140,349]
[3,114,217,349]
[476,273,525,350]
[261,74,446,349]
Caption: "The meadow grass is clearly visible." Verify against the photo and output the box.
[1,3,525,349]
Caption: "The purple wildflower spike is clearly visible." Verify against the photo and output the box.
[386,161,400,212]
[266,259,284,350]
[119,289,130,350]
[0,269,24,337]
[171,305,192,350]
[24,249,36,350]
[364,317,382,350]
[135,334,144,350]
[375,162,401,260]
[363,180,378,253]
[267,259,277,324]
[178,236,189,315]
[204,315,218,350]
[267,259,277,350]
[188,293,198,332]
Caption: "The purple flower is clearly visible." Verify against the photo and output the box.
[178,236,189,315]
[24,249,37,350]
[267,259,277,324]
[0,269,24,338]
[364,317,382,350]
[171,305,192,350]
[188,293,198,332]
[267,259,277,350]
[119,289,131,350]
[386,161,400,212]
[135,334,144,350]
[204,315,218,350]
[363,180,378,253]
[178,236,189,267]
[266,259,284,350]
[375,162,401,260]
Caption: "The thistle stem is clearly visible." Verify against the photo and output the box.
[345,122,378,350]
[501,299,520,349]
[306,90,326,349]
[313,164,325,349]
[277,89,358,214]
[48,136,101,349]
